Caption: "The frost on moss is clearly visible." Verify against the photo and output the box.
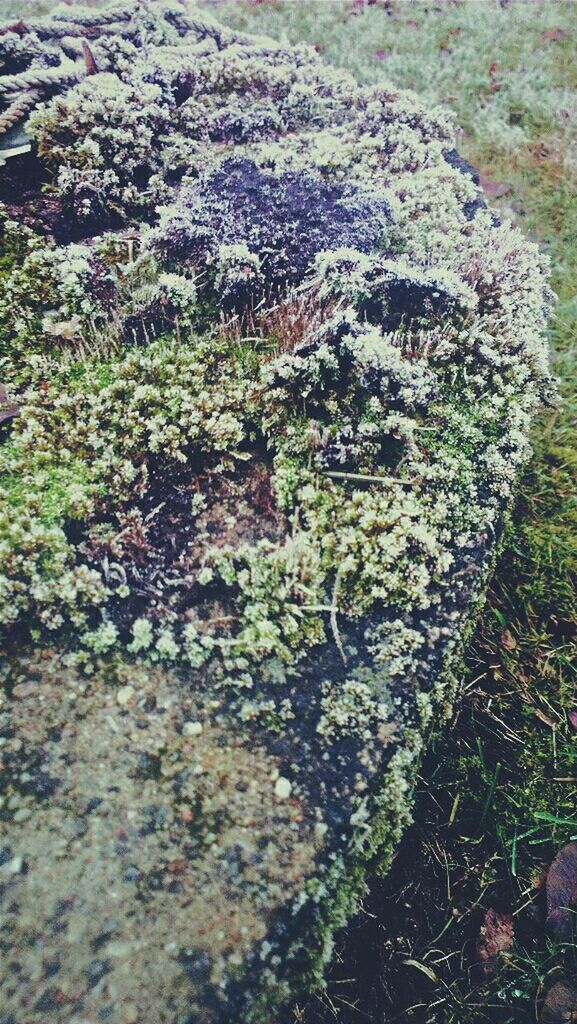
[0,2,552,1022]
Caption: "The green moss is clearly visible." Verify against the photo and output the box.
[0,457,99,525]
[0,4,561,1019]
[214,2,576,1018]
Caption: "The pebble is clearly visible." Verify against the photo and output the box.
[274,777,292,801]
[2,855,24,874]
[13,807,32,823]
[315,821,328,840]
[183,720,203,737]
[116,685,136,707]
[13,682,37,700]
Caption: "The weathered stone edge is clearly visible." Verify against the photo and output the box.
[234,513,507,1023]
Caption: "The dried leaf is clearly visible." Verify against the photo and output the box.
[0,20,25,37]
[546,841,577,938]
[534,707,556,729]
[541,28,567,43]
[480,175,512,199]
[532,141,551,161]
[403,959,438,983]
[42,314,82,341]
[167,857,187,875]
[541,980,577,1024]
[477,908,514,973]
[487,61,502,94]
[500,629,517,651]
[568,711,577,730]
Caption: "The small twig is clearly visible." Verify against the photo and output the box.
[330,565,347,667]
[324,470,419,486]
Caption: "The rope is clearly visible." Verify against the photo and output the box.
[163,10,253,49]
[0,2,135,39]
[60,35,88,59]
[0,3,248,51]
[5,20,131,41]
[0,88,40,135]
[51,3,135,27]
[0,62,82,98]
[0,0,256,134]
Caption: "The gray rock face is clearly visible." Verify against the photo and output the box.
[0,2,551,1022]
[0,585,477,1024]
[0,656,320,1023]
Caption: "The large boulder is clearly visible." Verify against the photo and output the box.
[0,3,551,1022]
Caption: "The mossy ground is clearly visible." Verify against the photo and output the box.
[210,1,577,1020]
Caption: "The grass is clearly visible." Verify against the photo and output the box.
[211,1,577,1020]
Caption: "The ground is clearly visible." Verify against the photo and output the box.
[208,1,577,1020]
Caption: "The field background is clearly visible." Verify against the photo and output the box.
[210,2,577,1022]
[2,0,576,1020]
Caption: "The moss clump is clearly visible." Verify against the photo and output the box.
[0,1,552,1020]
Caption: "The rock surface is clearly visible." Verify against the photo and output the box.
[0,2,551,1021]
[1,654,320,1023]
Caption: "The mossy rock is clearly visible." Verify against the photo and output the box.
[0,2,551,1021]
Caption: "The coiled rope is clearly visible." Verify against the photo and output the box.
[0,61,83,98]
[0,87,40,134]
[50,3,135,27]
[0,1,253,139]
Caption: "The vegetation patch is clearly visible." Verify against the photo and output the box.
[0,1,556,1021]
[209,2,576,1020]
